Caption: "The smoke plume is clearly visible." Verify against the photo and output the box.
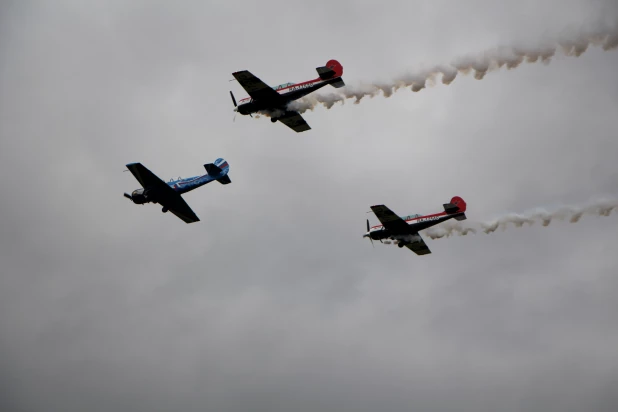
[411,197,618,243]
[288,22,618,114]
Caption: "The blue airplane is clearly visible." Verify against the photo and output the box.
[124,158,231,223]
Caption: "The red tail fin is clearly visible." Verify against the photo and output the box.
[325,59,343,78]
[450,196,467,213]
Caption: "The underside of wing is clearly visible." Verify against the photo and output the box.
[370,205,411,234]
[404,234,432,255]
[277,111,311,133]
[233,70,283,104]
[126,163,168,189]
[166,197,200,224]
[126,163,199,224]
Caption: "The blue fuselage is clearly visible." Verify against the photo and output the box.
[125,158,231,211]
[167,173,218,195]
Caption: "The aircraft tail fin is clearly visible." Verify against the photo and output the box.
[444,196,467,220]
[204,158,232,185]
[316,59,344,88]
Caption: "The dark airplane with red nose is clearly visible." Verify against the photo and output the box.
[364,196,468,255]
[230,59,344,133]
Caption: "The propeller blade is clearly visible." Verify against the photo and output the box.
[230,91,237,107]
[123,193,132,200]
[365,219,374,248]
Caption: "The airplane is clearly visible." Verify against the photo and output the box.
[230,59,345,133]
[363,196,467,255]
[123,158,231,224]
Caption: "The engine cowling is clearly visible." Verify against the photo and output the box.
[130,189,147,204]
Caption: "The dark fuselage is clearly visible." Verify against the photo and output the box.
[236,77,339,116]
[367,213,463,241]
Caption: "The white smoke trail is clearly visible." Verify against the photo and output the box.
[386,197,618,244]
[288,23,618,114]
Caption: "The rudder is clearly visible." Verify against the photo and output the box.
[204,158,231,185]
[325,59,343,78]
[316,59,344,88]
[446,196,467,221]
[443,196,467,220]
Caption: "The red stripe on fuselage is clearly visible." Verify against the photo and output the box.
[238,77,325,103]
[370,211,448,230]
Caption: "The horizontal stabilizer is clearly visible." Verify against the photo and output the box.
[454,213,467,221]
[330,78,345,88]
[217,175,232,185]
[443,203,459,214]
[316,66,336,80]
[444,196,467,215]
[204,163,222,175]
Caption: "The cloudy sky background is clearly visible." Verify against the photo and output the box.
[1,1,618,411]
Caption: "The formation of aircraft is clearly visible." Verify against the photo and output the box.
[230,59,345,133]
[123,158,231,224]
[122,61,468,256]
[364,196,467,255]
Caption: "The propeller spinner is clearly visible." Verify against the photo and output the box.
[230,90,252,119]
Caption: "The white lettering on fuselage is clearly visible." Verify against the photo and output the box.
[286,82,317,93]
[416,216,441,223]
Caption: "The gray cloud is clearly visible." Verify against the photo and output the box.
[1,1,617,412]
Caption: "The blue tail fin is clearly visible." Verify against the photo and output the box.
[204,158,231,185]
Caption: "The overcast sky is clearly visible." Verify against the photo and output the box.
[1,1,618,411]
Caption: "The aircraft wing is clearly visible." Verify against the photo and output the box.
[166,198,200,224]
[277,111,311,133]
[126,162,168,189]
[404,234,432,255]
[370,205,412,234]
[126,163,200,224]
[233,70,283,104]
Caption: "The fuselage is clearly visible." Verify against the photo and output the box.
[130,174,216,204]
[166,174,217,195]
[130,166,229,205]
[364,212,461,241]
[235,77,340,115]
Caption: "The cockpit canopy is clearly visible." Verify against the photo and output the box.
[132,188,144,197]
[271,82,294,91]
[401,213,421,221]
